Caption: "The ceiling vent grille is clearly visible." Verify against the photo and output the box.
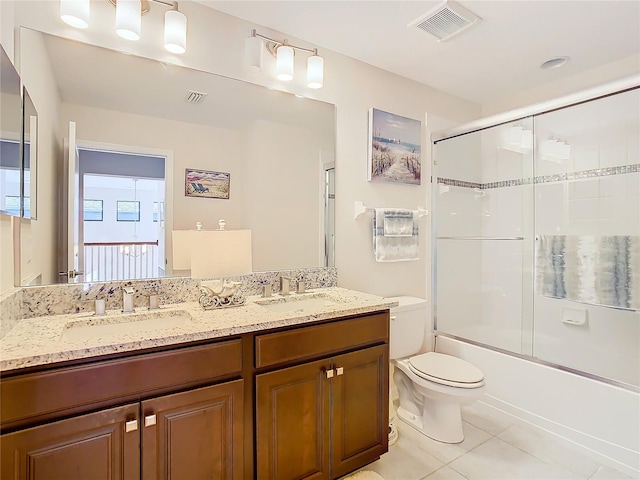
[186,90,207,104]
[409,0,481,42]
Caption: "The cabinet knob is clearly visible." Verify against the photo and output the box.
[336,367,344,376]
[325,369,334,379]
[125,419,138,433]
[145,414,157,427]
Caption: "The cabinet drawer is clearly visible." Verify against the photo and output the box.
[1,339,242,430]
[255,312,389,369]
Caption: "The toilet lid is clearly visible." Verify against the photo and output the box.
[409,352,485,388]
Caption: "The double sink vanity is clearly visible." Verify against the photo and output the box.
[1,286,395,479]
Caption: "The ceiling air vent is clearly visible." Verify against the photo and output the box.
[186,90,207,104]
[409,0,481,42]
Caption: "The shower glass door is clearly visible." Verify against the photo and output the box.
[434,117,535,355]
[532,88,640,387]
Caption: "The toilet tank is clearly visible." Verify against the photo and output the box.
[388,296,428,359]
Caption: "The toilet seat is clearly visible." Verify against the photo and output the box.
[408,352,485,389]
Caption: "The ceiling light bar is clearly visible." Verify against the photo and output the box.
[246,29,324,89]
[60,0,187,54]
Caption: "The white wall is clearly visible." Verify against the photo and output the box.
[244,119,326,272]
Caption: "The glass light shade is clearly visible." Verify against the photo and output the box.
[245,35,263,72]
[60,0,90,29]
[164,9,187,54]
[116,0,141,41]
[307,53,324,89]
[276,44,294,81]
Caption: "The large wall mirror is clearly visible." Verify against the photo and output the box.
[18,28,336,286]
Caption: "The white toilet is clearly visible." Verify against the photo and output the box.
[389,296,485,444]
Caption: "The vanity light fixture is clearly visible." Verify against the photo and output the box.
[60,0,90,29]
[115,0,142,41]
[60,0,188,54]
[245,29,325,89]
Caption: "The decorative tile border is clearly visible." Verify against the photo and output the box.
[438,163,639,190]
[2,267,337,322]
[437,178,483,189]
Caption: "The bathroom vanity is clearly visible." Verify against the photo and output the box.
[0,288,394,479]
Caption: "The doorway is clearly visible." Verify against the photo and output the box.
[67,143,171,283]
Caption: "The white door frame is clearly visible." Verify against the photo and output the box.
[74,139,174,277]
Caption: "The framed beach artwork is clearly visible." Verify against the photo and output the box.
[185,168,230,199]
[368,108,422,185]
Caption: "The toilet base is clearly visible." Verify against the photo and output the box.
[397,398,464,444]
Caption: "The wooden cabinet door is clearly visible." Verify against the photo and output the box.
[331,345,389,478]
[1,402,139,480]
[141,379,244,480]
[256,359,331,480]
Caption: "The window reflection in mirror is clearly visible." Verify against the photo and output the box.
[0,45,22,217]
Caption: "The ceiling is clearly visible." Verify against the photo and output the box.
[200,0,640,105]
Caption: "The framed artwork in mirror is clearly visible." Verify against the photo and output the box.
[185,168,230,199]
[367,108,421,185]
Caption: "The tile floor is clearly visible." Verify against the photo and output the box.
[358,402,636,480]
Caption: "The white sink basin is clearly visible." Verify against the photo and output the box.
[62,310,193,341]
[256,294,338,314]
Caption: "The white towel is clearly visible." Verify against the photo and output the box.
[373,208,419,262]
[383,210,414,237]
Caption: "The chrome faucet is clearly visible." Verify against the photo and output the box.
[122,286,135,313]
[280,276,293,295]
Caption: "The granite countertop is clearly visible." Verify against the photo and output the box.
[1,287,397,372]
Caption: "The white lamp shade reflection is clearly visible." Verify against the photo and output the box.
[191,230,252,279]
[307,53,324,89]
[173,229,252,279]
[116,0,142,41]
[276,44,294,81]
[164,9,187,54]
[60,0,90,28]
[245,35,263,72]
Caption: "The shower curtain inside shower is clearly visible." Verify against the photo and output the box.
[433,87,640,388]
